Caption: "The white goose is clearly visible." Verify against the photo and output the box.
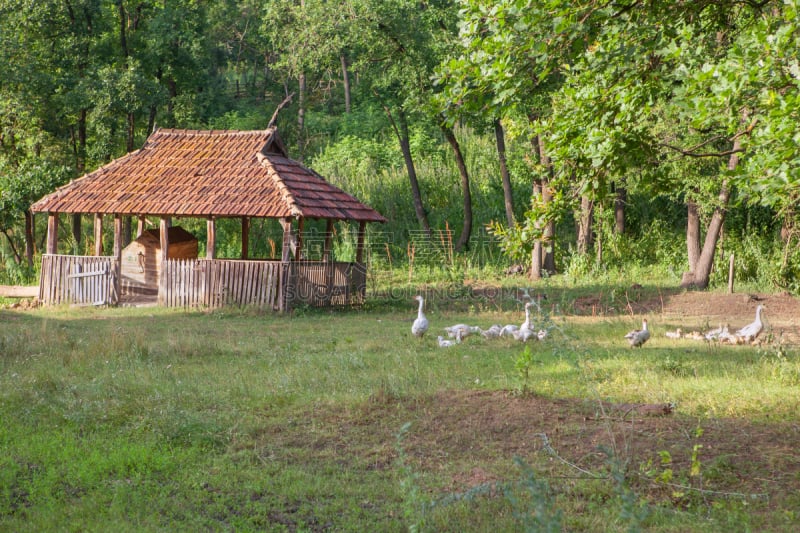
[499,324,519,337]
[444,324,480,340]
[625,319,650,348]
[520,302,533,332]
[437,335,459,347]
[704,324,732,341]
[411,295,429,338]
[512,327,537,342]
[480,324,503,339]
[734,305,765,342]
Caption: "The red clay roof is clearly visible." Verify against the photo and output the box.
[30,128,386,223]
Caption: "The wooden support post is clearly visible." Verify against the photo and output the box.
[728,253,735,294]
[113,215,123,258]
[94,213,103,256]
[207,216,216,259]
[295,218,304,261]
[159,217,170,262]
[137,215,146,237]
[280,218,293,262]
[113,214,123,305]
[241,217,249,259]
[355,220,366,263]
[46,213,59,255]
[323,219,334,262]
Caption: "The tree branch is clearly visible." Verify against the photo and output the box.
[660,144,746,158]
[661,118,757,158]
[267,92,295,129]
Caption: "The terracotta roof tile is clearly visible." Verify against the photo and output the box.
[31,128,386,223]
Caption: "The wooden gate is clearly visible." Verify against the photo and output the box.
[39,255,116,306]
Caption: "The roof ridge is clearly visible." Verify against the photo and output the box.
[257,152,302,217]
[154,128,275,136]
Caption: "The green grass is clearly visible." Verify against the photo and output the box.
[1,293,799,531]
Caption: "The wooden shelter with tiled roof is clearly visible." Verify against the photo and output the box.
[31,128,386,310]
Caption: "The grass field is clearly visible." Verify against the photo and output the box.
[2,287,799,531]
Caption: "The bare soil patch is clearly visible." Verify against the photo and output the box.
[290,389,800,517]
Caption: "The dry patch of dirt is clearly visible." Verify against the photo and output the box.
[289,390,800,516]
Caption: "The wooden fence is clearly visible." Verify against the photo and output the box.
[159,259,366,310]
[160,259,286,309]
[39,254,116,306]
[39,255,367,310]
[286,261,367,307]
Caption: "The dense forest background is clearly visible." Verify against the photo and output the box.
[1,0,798,292]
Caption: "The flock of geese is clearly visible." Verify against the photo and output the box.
[626,304,766,347]
[662,304,766,346]
[413,295,767,349]
[412,296,548,348]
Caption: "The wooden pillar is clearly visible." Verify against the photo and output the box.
[46,213,59,255]
[355,220,366,263]
[113,214,123,305]
[206,216,216,259]
[94,213,103,256]
[280,218,293,262]
[295,217,304,261]
[323,219,334,262]
[159,216,170,262]
[113,215,123,258]
[241,217,249,259]
[137,215,146,237]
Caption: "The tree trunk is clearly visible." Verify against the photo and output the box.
[341,54,351,113]
[126,113,135,152]
[682,199,701,281]
[389,107,431,236]
[577,195,594,254]
[442,125,472,251]
[614,183,626,234]
[77,108,87,173]
[536,136,556,275]
[297,72,306,162]
[25,210,35,268]
[530,179,543,280]
[147,104,157,135]
[494,119,515,227]
[680,150,740,289]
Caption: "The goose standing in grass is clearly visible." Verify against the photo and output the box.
[625,319,650,348]
[734,305,765,342]
[411,295,429,338]
[520,302,533,332]
[444,324,480,340]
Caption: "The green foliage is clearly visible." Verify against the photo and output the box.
[514,345,536,395]
[503,457,563,533]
